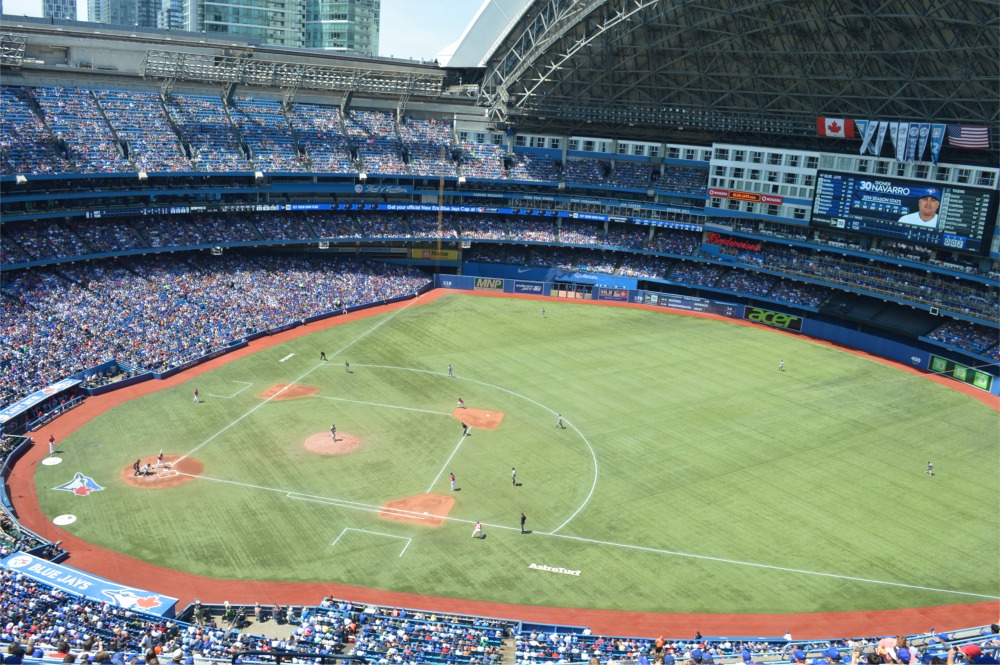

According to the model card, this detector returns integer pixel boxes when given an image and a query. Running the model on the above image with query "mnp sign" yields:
[474,277,504,292]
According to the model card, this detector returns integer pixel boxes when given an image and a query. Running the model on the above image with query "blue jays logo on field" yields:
[101,588,165,610]
[54,472,104,496]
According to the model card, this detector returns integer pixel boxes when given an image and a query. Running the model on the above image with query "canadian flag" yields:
[816,117,855,138]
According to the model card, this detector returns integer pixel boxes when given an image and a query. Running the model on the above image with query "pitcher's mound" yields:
[121,455,203,489]
[304,432,361,455]
[259,383,318,400]
[380,494,454,526]
[453,408,504,429]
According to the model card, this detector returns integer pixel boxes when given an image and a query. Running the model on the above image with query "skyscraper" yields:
[88,0,160,27]
[183,0,306,48]
[157,0,183,30]
[43,0,76,20]
[305,0,379,55]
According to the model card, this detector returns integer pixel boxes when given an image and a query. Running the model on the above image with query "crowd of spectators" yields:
[647,230,701,256]
[96,90,193,173]
[505,154,560,183]
[3,209,997,325]
[506,220,557,243]
[456,216,507,240]
[608,161,655,190]
[32,87,133,175]
[344,110,407,176]
[654,166,709,196]
[562,159,606,187]
[715,269,777,297]
[165,95,250,172]
[0,254,429,408]
[69,219,147,254]
[1,210,997,368]
[1,565,521,665]
[196,215,264,244]
[767,281,832,308]
[618,255,672,279]
[287,103,355,174]
[604,225,648,250]
[458,143,507,180]
[557,222,604,246]
[0,86,73,175]
[229,97,304,173]
[4,562,998,665]
[398,116,455,178]
[252,213,317,242]
[925,320,999,357]
[408,214,460,239]
[666,262,725,287]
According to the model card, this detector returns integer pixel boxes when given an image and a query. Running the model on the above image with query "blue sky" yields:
[0,0,483,61]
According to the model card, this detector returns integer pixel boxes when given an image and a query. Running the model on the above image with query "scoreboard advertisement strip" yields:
[642,293,739,318]
[929,354,994,392]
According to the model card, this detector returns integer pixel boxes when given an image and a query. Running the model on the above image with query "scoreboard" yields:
[642,292,738,317]
[811,171,998,253]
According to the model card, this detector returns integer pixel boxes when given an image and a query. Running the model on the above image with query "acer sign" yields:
[743,306,803,332]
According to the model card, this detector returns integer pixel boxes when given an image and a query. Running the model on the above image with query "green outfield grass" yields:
[37,293,999,614]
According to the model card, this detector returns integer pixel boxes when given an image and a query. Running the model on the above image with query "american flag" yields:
[945,125,990,149]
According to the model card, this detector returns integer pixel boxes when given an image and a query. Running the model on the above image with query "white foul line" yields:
[172,470,995,600]
[208,381,253,399]
[176,296,422,465]
[311,394,452,417]
[426,432,469,494]
[355,363,597,534]
[331,528,412,557]
[538,531,999,600]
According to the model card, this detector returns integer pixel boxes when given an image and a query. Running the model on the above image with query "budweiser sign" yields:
[706,232,762,252]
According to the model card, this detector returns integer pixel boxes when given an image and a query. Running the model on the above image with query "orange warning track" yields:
[5,289,996,637]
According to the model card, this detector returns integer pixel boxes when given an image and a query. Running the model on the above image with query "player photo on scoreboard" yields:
[896,187,942,229]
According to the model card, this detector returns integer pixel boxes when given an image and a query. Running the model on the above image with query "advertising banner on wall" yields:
[1,553,178,617]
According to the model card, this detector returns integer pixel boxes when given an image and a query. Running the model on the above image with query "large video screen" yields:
[811,171,998,253]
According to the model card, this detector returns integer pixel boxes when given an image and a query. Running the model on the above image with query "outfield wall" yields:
[434,275,1000,396]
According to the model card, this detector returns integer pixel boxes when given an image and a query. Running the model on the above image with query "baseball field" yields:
[31,291,1000,616]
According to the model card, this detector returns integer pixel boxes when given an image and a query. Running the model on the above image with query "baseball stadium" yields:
[1,0,998,662]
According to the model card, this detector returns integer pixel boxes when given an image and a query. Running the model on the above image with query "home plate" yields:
[53,514,77,525]
[41,457,62,466]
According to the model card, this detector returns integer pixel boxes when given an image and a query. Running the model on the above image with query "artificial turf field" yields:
[34,291,999,615]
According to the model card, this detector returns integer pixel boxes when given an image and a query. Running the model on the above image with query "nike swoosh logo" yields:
[517,268,531,273]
